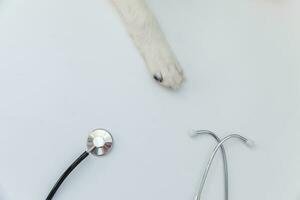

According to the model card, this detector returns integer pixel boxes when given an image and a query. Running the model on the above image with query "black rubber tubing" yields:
[46,151,89,200]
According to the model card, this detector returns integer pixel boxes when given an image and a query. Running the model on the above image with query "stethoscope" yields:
[46,129,253,200]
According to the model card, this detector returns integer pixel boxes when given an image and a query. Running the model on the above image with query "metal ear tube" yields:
[190,130,229,200]
[191,130,254,200]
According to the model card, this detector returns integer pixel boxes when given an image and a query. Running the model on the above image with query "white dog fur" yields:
[110,0,184,89]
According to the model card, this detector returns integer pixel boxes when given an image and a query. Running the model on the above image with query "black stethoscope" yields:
[46,129,252,200]
[46,129,113,200]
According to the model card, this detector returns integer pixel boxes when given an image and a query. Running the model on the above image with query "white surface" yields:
[0,0,299,200]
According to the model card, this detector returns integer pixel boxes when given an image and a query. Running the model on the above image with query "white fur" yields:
[110,0,184,89]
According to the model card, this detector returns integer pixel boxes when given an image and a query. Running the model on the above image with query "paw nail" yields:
[153,73,163,83]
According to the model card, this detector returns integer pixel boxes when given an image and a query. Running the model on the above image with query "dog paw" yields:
[152,62,184,90]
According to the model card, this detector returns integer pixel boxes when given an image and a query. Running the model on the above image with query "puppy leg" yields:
[111,0,184,89]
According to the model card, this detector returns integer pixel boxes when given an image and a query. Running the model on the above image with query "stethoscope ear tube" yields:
[46,129,113,200]
[191,130,254,200]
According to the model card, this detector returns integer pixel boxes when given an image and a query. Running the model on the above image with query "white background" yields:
[0,0,299,199]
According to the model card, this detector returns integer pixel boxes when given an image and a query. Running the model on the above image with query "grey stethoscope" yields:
[46,129,253,200]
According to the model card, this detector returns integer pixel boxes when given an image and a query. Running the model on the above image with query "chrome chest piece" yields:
[46,129,113,200]
[87,129,113,156]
